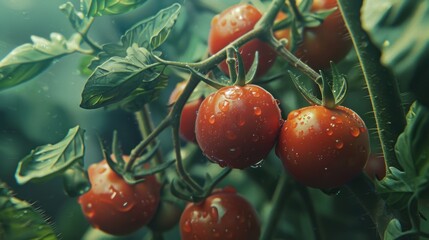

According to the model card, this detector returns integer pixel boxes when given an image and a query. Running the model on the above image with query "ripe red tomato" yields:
[179,187,260,240]
[364,154,386,180]
[208,4,276,77]
[78,158,161,235]
[275,0,352,70]
[169,80,204,143]
[276,105,369,189]
[195,84,282,169]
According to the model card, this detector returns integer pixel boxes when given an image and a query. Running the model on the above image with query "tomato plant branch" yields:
[125,116,171,173]
[287,0,304,22]
[337,0,405,171]
[134,106,165,180]
[170,74,204,193]
[268,36,322,84]
[261,174,290,240]
[296,185,324,240]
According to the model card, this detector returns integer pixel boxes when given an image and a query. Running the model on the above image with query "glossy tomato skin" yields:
[275,0,352,70]
[78,159,161,236]
[208,4,276,77]
[169,81,204,143]
[276,106,369,189]
[179,187,260,240]
[195,84,282,169]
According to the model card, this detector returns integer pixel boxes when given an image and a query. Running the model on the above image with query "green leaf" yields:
[384,218,402,240]
[361,0,429,106]
[375,167,414,210]
[395,102,429,176]
[84,0,148,17]
[0,183,57,240]
[377,102,429,207]
[81,45,167,110]
[0,33,79,90]
[59,2,91,33]
[15,126,85,184]
[89,3,181,69]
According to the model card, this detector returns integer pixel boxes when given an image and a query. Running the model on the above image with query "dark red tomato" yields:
[276,106,369,189]
[208,4,276,77]
[179,187,260,240]
[195,84,282,169]
[169,81,204,143]
[364,154,386,180]
[275,0,352,70]
[78,158,161,235]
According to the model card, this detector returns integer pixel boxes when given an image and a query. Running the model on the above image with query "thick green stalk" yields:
[260,174,290,240]
[337,0,406,170]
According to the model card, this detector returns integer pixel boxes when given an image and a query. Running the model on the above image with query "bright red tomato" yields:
[169,80,204,143]
[364,154,386,180]
[208,4,276,77]
[78,158,161,235]
[179,187,260,240]
[195,84,282,169]
[275,0,352,70]
[276,105,369,189]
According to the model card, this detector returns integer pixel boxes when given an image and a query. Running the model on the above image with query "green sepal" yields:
[245,51,259,84]
[288,70,321,105]
[383,218,403,240]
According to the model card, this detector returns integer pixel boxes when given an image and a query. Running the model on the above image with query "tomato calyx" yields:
[101,130,175,185]
[274,0,338,52]
[289,62,348,108]
[226,46,259,86]
[171,168,232,202]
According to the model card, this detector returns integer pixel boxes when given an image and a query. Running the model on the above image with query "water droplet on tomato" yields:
[292,122,298,128]
[330,116,337,121]
[230,19,237,26]
[350,127,360,137]
[219,100,230,112]
[360,127,366,133]
[118,201,135,212]
[251,159,264,168]
[335,140,344,149]
[330,123,336,128]
[183,220,192,233]
[251,91,260,97]
[251,134,259,142]
[220,19,227,26]
[275,99,280,105]
[326,128,333,136]
[224,87,243,100]
[291,110,299,118]
[209,115,216,124]
[253,107,262,116]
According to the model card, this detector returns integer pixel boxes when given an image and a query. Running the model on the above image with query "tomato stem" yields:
[337,0,405,171]
[260,174,291,240]
[287,0,304,22]
[170,75,204,194]
[134,106,165,180]
[345,174,392,239]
